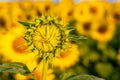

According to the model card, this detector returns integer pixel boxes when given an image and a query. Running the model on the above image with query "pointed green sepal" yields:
[18,21,35,28]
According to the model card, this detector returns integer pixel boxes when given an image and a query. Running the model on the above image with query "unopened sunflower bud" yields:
[19,16,71,58]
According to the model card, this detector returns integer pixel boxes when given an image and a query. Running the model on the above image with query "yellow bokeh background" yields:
[0,0,120,80]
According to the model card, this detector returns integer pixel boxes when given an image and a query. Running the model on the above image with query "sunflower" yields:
[73,2,91,22]
[18,2,37,20]
[0,26,36,63]
[59,3,74,22]
[21,2,36,21]
[24,9,36,21]
[0,15,11,39]
[53,43,80,70]
[35,1,56,16]
[109,2,120,24]
[0,13,10,33]
[76,19,94,36]
[22,2,36,21]
[51,0,75,22]
[18,15,73,80]
[90,20,116,43]
[51,3,61,19]
[87,1,105,20]
[19,15,71,60]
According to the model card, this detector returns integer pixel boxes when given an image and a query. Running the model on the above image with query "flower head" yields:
[19,15,71,58]
[90,19,116,43]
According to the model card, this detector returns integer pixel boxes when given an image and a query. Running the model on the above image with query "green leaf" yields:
[0,62,31,75]
[66,74,105,80]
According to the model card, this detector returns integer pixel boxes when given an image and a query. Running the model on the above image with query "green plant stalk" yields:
[42,56,48,80]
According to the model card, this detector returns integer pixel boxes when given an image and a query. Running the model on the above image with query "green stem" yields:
[42,56,48,80]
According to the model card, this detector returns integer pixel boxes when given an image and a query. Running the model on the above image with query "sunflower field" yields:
[0,0,120,80]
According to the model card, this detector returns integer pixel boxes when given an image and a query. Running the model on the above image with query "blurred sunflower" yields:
[51,3,62,20]
[76,20,94,36]
[87,1,105,20]
[0,26,36,63]
[19,2,37,21]
[23,2,36,21]
[35,1,56,16]
[0,19,10,41]
[19,2,36,21]
[53,2,74,23]
[53,43,80,70]
[52,0,75,22]
[90,20,116,43]
[60,4,74,22]
[73,2,91,22]
[24,9,36,21]
[109,2,120,24]
[0,13,10,34]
